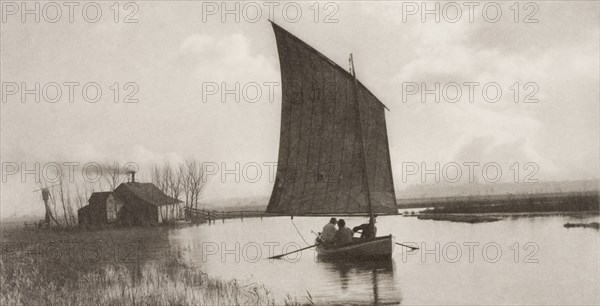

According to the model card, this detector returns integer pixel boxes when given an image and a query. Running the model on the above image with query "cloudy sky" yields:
[1,1,598,217]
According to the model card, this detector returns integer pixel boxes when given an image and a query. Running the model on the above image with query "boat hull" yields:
[316,235,395,261]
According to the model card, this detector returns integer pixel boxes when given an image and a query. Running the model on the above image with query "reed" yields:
[0,248,308,305]
[0,227,304,305]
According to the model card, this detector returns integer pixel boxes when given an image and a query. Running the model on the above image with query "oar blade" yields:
[267,244,318,260]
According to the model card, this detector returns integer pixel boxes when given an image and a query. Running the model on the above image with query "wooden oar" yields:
[268,244,318,259]
[396,242,419,250]
[354,229,419,251]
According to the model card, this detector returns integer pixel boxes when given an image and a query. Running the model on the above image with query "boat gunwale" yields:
[317,234,393,252]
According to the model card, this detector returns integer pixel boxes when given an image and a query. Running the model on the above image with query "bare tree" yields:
[149,160,206,221]
[103,162,122,191]
[168,165,183,218]
[58,179,70,227]
[151,164,168,193]
[184,160,206,210]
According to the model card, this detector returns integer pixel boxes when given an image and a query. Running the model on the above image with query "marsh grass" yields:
[0,227,304,305]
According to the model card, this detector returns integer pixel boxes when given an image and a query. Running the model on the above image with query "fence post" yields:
[222,211,225,223]
[240,211,243,222]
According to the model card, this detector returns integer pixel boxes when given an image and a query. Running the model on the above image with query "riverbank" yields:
[411,211,599,224]
[416,214,502,223]
[399,191,599,211]
[564,222,600,230]
[0,227,304,305]
[408,191,599,223]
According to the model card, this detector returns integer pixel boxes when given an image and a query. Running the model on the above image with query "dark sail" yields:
[267,22,398,215]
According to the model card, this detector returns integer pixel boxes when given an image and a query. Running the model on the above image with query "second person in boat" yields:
[333,219,354,245]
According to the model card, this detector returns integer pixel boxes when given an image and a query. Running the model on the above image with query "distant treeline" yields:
[417,191,599,214]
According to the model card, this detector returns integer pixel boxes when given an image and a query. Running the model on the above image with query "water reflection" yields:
[317,259,401,304]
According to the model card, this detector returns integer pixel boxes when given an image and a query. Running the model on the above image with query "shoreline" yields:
[0,226,304,305]
[411,210,599,224]
[564,222,600,230]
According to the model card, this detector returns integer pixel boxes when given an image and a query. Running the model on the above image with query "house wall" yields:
[159,204,175,222]
[115,198,124,218]
[109,184,184,225]
[158,203,186,222]
[78,207,90,225]
[78,202,108,226]
[82,198,183,225]
[118,199,159,225]
[106,194,117,222]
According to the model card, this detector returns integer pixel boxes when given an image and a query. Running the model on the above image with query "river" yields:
[167,212,599,304]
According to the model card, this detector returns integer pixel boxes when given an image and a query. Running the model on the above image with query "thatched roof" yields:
[114,182,181,206]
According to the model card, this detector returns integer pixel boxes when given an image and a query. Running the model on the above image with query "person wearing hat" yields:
[318,217,338,243]
[353,215,377,239]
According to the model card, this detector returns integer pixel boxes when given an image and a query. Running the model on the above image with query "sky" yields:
[1,1,599,217]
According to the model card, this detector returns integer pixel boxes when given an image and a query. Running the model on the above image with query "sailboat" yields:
[266,21,399,261]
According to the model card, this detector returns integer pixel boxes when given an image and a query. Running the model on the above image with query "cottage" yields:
[114,182,183,225]
[77,192,121,226]
[78,178,183,226]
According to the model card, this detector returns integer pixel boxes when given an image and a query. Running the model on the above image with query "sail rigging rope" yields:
[290,218,310,246]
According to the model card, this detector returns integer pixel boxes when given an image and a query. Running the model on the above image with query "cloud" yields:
[384,2,598,183]
[178,32,278,81]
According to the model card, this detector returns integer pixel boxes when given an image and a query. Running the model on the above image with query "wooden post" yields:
[240,211,243,221]
[222,211,225,223]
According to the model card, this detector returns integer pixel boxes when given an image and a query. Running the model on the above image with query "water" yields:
[167,213,599,305]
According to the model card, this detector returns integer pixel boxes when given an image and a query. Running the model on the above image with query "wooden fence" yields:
[23,220,46,229]
[184,207,274,224]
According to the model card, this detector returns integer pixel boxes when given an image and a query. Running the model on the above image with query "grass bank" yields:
[0,227,303,305]
[409,192,599,223]
[416,214,502,223]
[564,222,600,230]
[420,192,599,215]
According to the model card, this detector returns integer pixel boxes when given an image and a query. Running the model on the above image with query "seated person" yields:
[317,217,337,243]
[333,219,354,245]
[353,215,377,239]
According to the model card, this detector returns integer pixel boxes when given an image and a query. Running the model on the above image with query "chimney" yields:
[130,171,136,183]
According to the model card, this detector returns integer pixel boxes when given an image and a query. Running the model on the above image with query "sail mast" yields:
[349,53,374,219]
